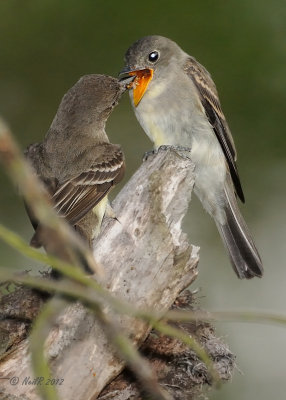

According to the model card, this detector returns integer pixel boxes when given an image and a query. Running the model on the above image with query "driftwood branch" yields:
[0,148,234,399]
[0,288,235,400]
[99,290,234,400]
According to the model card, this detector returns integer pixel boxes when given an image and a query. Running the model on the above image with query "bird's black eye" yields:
[148,51,159,62]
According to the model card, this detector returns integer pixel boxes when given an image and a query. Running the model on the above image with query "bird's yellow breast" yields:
[144,119,171,148]
[92,196,108,238]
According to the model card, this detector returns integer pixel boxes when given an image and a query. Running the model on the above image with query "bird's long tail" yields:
[216,176,263,279]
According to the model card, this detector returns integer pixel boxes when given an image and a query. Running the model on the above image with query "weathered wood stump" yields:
[0,149,234,400]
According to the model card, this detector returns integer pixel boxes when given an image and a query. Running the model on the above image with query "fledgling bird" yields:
[25,74,129,249]
[120,35,263,279]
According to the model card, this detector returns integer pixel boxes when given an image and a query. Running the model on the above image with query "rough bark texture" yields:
[0,288,235,400]
[0,286,47,361]
[99,291,235,400]
[0,149,234,400]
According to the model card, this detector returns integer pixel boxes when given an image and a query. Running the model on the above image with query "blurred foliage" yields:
[0,1,285,399]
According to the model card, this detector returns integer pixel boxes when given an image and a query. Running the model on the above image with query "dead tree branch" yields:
[0,147,235,400]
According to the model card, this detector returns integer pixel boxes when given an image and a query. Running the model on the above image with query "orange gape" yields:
[128,69,153,107]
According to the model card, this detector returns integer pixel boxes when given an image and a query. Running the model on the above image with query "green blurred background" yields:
[0,0,285,398]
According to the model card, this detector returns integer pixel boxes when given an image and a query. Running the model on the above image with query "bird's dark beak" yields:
[119,75,136,89]
[119,66,154,107]
[119,65,135,79]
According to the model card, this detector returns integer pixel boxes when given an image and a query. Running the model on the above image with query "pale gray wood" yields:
[0,148,199,400]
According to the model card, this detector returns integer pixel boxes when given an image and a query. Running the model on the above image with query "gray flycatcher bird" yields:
[25,74,130,250]
[120,35,263,279]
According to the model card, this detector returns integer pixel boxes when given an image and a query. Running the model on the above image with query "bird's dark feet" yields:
[105,202,121,224]
[143,148,158,161]
[143,145,192,161]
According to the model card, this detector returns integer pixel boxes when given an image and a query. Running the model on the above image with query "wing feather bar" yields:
[184,57,245,203]
[52,149,125,225]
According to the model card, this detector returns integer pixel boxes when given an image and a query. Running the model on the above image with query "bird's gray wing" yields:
[184,57,245,202]
[52,145,125,225]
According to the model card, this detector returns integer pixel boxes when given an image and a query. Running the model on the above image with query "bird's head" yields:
[53,74,134,132]
[119,35,185,106]
[72,74,131,118]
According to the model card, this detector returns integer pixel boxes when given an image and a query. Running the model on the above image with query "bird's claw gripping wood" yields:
[143,145,192,162]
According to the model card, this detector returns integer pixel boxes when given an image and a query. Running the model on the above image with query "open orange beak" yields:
[127,69,153,107]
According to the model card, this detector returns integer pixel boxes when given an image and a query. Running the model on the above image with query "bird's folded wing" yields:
[184,57,245,203]
[52,147,125,225]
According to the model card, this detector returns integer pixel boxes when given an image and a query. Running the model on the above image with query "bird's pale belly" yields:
[92,196,108,238]
[135,106,227,224]
[135,107,191,148]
